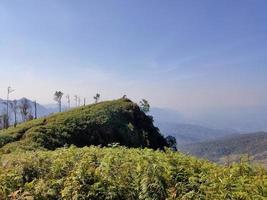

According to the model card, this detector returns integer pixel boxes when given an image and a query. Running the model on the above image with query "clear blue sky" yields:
[0,0,267,114]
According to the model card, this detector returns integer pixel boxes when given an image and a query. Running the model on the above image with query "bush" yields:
[0,146,266,199]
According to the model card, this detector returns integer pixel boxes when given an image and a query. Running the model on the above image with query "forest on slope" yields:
[180,132,267,167]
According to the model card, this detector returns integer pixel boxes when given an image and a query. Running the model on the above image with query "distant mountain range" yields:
[155,121,237,145]
[191,106,267,133]
[180,132,267,167]
[150,108,239,145]
[148,108,267,168]
[150,106,267,133]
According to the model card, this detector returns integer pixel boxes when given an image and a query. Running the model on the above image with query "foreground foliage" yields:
[0,146,266,200]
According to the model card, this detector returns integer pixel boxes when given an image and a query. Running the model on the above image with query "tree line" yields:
[0,89,179,149]
[0,91,100,130]
[0,88,104,130]
[53,91,101,112]
[0,98,36,129]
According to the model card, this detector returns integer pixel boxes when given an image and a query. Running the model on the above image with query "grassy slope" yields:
[0,146,266,199]
[0,98,167,152]
[181,132,267,167]
[0,99,266,199]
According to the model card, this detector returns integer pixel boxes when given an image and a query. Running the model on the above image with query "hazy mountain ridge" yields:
[180,132,267,167]
[150,106,267,133]
[192,106,267,132]
[150,108,238,145]
[155,122,238,145]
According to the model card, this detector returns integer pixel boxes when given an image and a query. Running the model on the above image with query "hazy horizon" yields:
[1,0,267,123]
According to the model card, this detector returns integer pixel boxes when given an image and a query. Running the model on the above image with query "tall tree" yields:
[10,100,18,127]
[83,98,86,106]
[54,91,64,112]
[19,98,31,122]
[0,114,3,129]
[3,114,8,129]
[6,86,15,128]
[139,99,150,113]
[2,102,9,128]
[78,97,81,106]
[66,94,70,109]
[34,100,37,119]
[93,93,100,103]
[165,135,177,151]
[0,113,8,129]
[74,95,78,107]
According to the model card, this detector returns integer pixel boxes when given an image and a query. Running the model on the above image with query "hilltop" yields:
[0,99,266,199]
[0,98,167,152]
[180,132,267,167]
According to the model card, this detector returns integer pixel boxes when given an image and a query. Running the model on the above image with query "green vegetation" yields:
[0,146,266,199]
[0,98,167,152]
[0,98,266,199]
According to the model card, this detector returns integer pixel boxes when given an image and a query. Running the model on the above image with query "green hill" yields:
[0,98,167,152]
[0,99,266,199]
[180,132,267,167]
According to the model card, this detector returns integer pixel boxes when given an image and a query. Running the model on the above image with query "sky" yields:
[0,0,267,117]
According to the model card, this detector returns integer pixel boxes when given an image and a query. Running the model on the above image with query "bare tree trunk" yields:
[6,99,8,129]
[14,110,17,127]
[34,101,37,119]
[59,101,61,112]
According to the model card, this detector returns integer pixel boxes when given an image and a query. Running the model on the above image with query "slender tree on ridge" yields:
[66,94,70,109]
[10,100,18,127]
[6,86,15,128]
[139,99,150,113]
[74,95,78,107]
[19,98,31,122]
[54,91,64,112]
[94,93,100,103]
